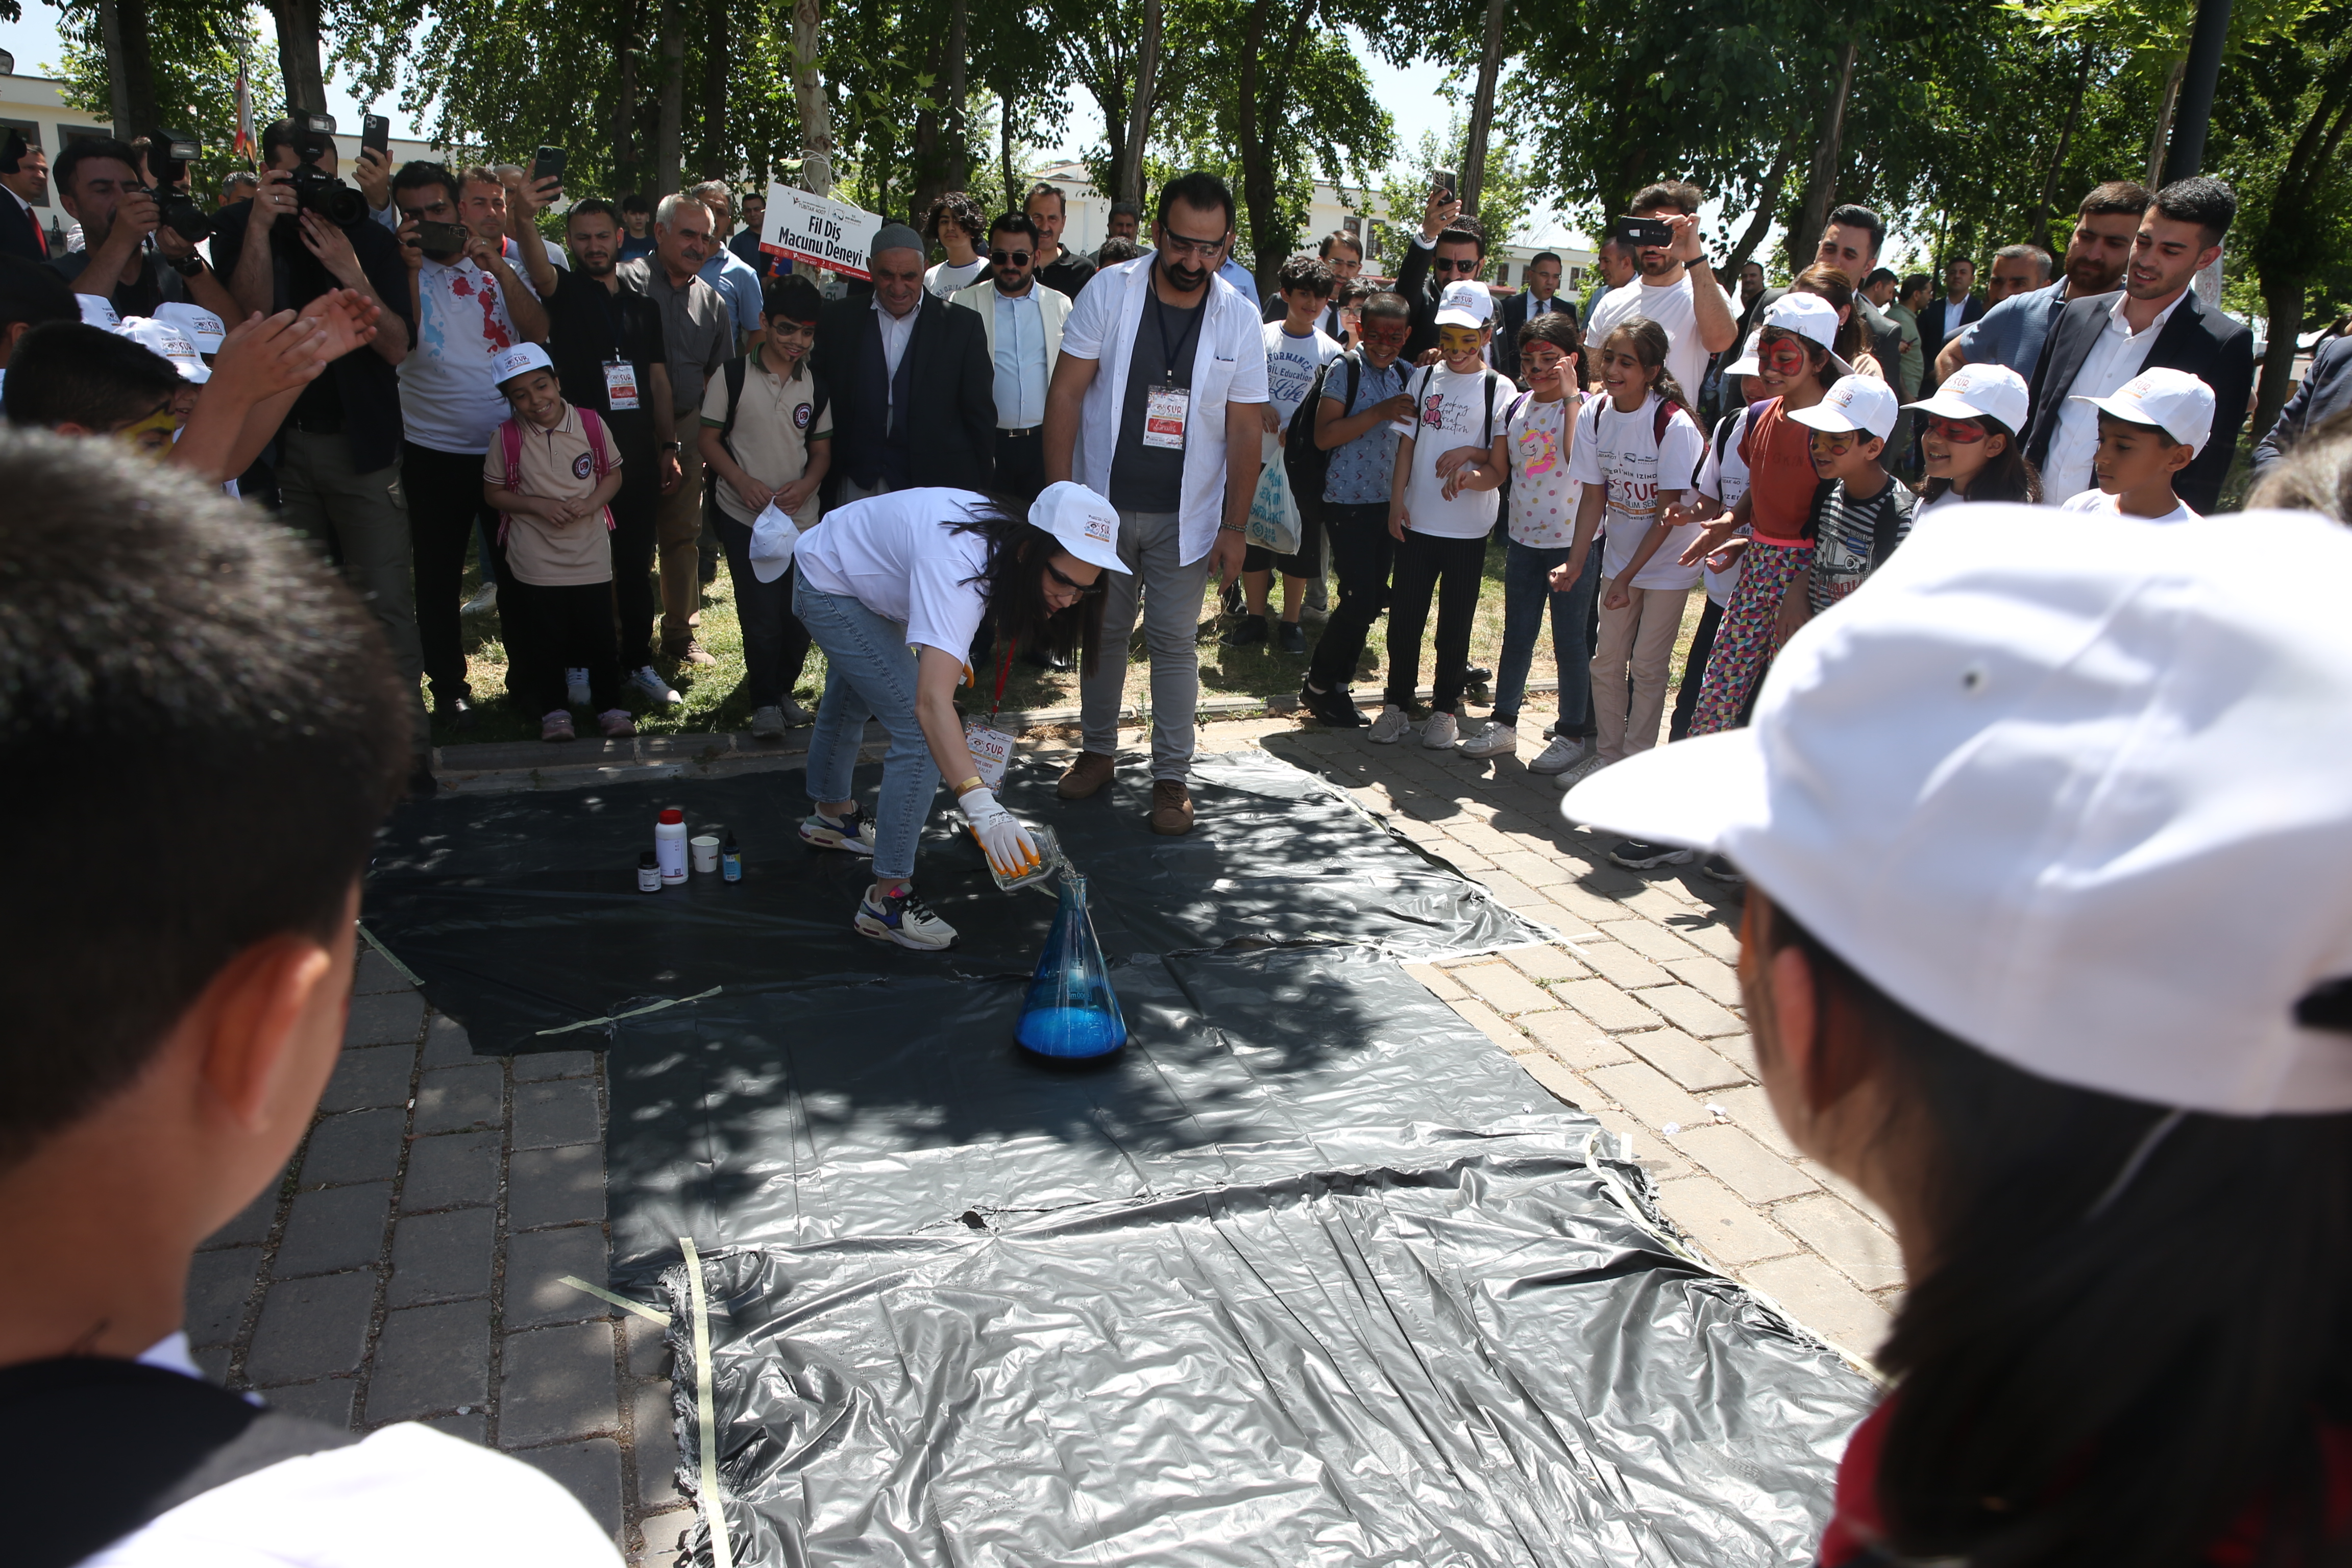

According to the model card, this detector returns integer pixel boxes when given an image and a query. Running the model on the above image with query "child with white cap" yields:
[1902,362,2040,515]
[1788,375,1913,621]
[481,341,633,743]
[1564,504,2352,1567]
[2057,365,2215,524]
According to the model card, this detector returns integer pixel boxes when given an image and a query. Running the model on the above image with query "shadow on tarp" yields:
[362,751,1548,1055]
[610,948,1875,1567]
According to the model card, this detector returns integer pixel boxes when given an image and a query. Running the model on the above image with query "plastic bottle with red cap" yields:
[654,807,689,884]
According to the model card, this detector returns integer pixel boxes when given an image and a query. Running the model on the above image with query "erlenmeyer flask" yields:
[1015,871,1128,1059]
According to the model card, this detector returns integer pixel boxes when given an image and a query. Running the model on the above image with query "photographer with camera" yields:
[46,137,237,322]
[210,113,426,771]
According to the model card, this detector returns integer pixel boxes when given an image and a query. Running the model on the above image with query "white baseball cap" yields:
[1786,375,1899,442]
[1757,292,1852,378]
[154,302,227,356]
[116,316,211,383]
[1724,331,1763,379]
[2071,365,2217,456]
[492,342,555,386]
[1562,505,2352,1116]
[748,500,797,584]
[1433,279,1496,330]
[1028,481,1131,576]
[1905,361,2030,434]
[75,293,119,331]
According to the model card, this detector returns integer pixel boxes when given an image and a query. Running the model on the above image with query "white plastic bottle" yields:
[655,807,689,884]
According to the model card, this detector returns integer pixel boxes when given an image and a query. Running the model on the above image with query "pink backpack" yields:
[495,406,616,546]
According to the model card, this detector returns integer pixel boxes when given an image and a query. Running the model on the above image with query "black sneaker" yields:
[1609,839,1697,870]
[1701,853,1746,885]
[1464,665,1493,687]
[1276,620,1308,655]
[1221,616,1269,648]
[1299,681,1364,727]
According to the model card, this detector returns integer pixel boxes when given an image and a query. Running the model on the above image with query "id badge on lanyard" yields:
[1143,385,1189,450]
[963,645,1019,791]
[603,359,641,410]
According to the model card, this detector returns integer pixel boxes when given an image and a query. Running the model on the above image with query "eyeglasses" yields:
[1159,230,1227,261]
[1925,415,1988,445]
[1045,560,1107,598]
[1431,257,1480,274]
[993,250,1033,266]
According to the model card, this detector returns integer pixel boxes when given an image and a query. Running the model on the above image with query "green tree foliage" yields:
[1376,113,1535,271]
[52,0,281,199]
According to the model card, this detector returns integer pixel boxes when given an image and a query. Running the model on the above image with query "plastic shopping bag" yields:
[1243,432,1302,555]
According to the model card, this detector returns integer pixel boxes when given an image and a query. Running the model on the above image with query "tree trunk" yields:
[1001,92,1017,213]
[264,0,328,116]
[910,34,950,225]
[793,0,832,195]
[1788,40,1859,273]
[1722,141,1793,282]
[1458,0,1508,216]
[699,0,727,181]
[1236,0,1319,292]
[2026,46,2094,248]
[654,0,685,198]
[2144,55,2186,190]
[2255,269,2305,447]
[2246,60,2352,440]
[1118,0,1160,206]
[613,0,641,197]
[942,0,969,191]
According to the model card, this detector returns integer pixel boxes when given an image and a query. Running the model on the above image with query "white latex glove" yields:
[958,786,1039,879]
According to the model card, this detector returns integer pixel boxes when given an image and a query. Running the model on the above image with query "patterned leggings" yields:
[1687,540,1814,737]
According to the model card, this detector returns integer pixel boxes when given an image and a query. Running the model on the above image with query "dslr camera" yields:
[283,108,369,228]
[136,128,214,243]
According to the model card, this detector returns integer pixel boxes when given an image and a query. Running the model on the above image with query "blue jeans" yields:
[793,576,938,881]
[1491,540,1600,735]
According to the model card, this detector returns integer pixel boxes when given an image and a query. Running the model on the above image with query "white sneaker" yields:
[750,705,786,739]
[1529,734,1592,774]
[1455,720,1516,758]
[854,886,958,950]
[460,582,498,619]
[1365,705,1412,744]
[1559,751,1610,786]
[565,667,591,707]
[1421,710,1459,749]
[626,665,680,706]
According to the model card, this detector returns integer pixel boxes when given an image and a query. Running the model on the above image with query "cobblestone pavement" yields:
[200,712,1893,1564]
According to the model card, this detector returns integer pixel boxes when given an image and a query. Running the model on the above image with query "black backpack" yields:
[1283,349,1362,521]
[704,354,832,502]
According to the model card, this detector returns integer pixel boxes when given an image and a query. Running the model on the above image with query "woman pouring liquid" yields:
[793,481,1126,950]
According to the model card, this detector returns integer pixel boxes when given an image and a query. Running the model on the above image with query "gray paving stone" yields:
[402,1130,501,1211]
[517,1437,624,1535]
[420,1013,475,1067]
[1623,1028,1751,1093]
[200,1181,283,1250]
[317,1045,413,1112]
[1641,984,1747,1039]
[623,1311,674,1385]
[636,1505,700,1564]
[299,1108,406,1187]
[508,1143,606,1232]
[193,1342,230,1382]
[505,1226,614,1329]
[368,1299,493,1422]
[420,1409,489,1443]
[258,1378,357,1430]
[274,1182,393,1277]
[513,1049,599,1082]
[345,990,426,1046]
[512,1078,601,1150]
[246,1271,377,1385]
[499,1321,621,1447]
[414,1062,503,1134]
[186,1246,262,1348]
[387,1207,497,1306]
[1676,1123,1821,1203]
[630,1380,685,1514]
[353,948,411,995]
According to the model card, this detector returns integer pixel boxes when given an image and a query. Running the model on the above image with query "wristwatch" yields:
[659,440,681,451]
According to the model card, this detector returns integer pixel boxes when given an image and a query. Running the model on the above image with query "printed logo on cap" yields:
[1085,510,1113,544]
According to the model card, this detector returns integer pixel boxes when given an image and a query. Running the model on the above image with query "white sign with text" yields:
[761,184,885,280]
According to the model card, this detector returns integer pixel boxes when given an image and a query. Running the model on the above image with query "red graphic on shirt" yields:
[447,271,514,353]
[1422,392,1446,427]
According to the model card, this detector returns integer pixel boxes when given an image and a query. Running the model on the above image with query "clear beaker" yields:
[1015,870,1128,1059]
[981,822,1061,894]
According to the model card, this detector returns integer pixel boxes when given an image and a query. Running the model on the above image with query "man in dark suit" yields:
[2252,334,2352,480]
[811,222,996,503]
[1916,257,1985,398]
[2026,178,2254,514]
[1392,186,1486,362]
[1495,251,1574,385]
[0,132,52,262]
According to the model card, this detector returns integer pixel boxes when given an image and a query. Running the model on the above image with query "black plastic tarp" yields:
[363,752,1547,1055]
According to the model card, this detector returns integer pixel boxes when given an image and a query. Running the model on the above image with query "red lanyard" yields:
[988,643,1015,724]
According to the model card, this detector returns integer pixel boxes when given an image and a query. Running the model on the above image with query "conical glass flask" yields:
[1015,871,1128,1059]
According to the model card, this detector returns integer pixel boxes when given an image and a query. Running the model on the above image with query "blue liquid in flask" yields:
[1015,870,1128,1059]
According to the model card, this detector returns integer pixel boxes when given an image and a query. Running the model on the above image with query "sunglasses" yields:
[1045,559,1107,598]
[993,250,1033,266]
[1431,258,1481,274]
[1925,415,1988,445]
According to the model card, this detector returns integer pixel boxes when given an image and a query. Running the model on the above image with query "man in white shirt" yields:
[1043,170,1270,836]
[951,210,1070,501]
[1581,179,1738,405]
[2,456,621,1568]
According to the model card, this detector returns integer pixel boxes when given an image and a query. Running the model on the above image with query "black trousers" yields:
[1241,502,1326,580]
[995,429,1047,503]
[404,440,506,703]
[607,433,661,671]
[1382,530,1487,715]
[503,579,621,715]
[714,510,813,708]
[1669,595,1724,742]
[1304,502,1392,693]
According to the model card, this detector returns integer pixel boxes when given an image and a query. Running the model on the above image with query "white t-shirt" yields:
[1694,408,1751,606]
[1567,391,1706,591]
[1582,270,1734,418]
[795,487,996,657]
[1504,389,1581,548]
[1393,363,1506,539]
[1262,321,1342,427]
[925,257,987,300]
[2057,486,2200,525]
[88,1334,621,1567]
[401,255,541,454]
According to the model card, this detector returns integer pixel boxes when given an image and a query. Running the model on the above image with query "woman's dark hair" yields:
[1600,317,1690,412]
[947,492,1107,673]
[1917,412,2042,505]
[925,191,987,247]
[1794,263,1872,363]
[1754,894,2352,1568]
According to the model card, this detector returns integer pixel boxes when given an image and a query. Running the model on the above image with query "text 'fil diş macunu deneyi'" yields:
[761,184,884,280]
